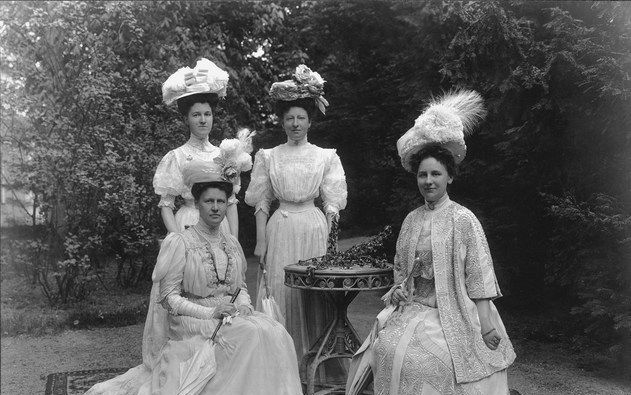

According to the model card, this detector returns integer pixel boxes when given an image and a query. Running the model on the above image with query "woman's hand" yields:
[390,287,408,305]
[212,303,237,320]
[254,239,267,266]
[474,298,501,350]
[237,305,253,316]
[482,327,501,350]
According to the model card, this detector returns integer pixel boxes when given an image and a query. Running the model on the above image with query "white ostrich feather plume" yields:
[428,90,487,135]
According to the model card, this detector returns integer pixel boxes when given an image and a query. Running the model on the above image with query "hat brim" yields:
[402,142,466,173]
[166,90,225,106]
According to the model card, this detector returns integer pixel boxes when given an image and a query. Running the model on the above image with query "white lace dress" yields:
[86,228,302,395]
[244,142,347,360]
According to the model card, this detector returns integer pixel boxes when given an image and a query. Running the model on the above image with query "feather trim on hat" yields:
[212,128,257,183]
[429,90,487,135]
[397,89,486,171]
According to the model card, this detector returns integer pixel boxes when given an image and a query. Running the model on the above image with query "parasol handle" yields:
[263,269,272,298]
[210,287,241,342]
[261,257,272,298]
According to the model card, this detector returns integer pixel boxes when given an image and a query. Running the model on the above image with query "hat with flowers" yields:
[162,58,230,105]
[397,90,487,172]
[182,128,256,191]
[269,65,329,114]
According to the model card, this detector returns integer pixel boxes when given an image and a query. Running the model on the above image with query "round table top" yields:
[284,263,394,291]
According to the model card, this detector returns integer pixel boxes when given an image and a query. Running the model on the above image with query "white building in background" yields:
[0,175,38,227]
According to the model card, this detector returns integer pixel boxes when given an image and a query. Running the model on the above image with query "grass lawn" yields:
[1,266,149,337]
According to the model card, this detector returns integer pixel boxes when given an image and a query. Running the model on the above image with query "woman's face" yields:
[185,102,213,139]
[417,157,453,203]
[196,187,228,228]
[282,106,311,142]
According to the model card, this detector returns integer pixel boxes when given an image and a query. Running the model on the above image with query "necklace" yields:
[192,225,231,284]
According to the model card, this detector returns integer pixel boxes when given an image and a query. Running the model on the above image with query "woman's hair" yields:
[274,98,318,121]
[410,144,458,177]
[191,181,233,202]
[177,93,220,116]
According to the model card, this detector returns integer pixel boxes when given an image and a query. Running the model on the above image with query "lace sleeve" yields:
[153,150,186,199]
[158,195,176,209]
[321,150,347,215]
[460,211,502,300]
[156,233,215,319]
[244,149,274,215]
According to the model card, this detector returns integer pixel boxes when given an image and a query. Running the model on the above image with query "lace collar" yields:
[424,193,450,211]
[185,136,217,153]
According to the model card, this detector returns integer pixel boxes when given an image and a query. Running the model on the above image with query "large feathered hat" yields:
[182,159,231,189]
[162,58,229,105]
[397,90,486,172]
[182,128,256,192]
[269,65,329,114]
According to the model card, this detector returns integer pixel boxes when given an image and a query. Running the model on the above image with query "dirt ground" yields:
[2,237,630,394]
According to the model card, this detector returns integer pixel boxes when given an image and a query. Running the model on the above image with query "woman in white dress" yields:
[86,160,302,395]
[348,91,515,395]
[154,58,238,236]
[245,65,348,365]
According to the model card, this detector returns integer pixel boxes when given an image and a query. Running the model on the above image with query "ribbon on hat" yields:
[315,96,329,115]
[162,58,229,105]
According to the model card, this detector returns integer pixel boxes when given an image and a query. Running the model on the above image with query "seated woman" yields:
[348,91,515,395]
[86,160,302,395]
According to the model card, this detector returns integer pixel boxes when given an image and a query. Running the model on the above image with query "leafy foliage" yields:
[1,1,629,356]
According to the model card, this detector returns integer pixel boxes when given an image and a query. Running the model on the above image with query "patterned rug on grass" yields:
[45,368,129,395]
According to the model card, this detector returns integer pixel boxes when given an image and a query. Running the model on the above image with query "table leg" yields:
[304,290,361,395]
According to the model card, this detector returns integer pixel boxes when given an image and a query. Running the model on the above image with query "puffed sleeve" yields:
[321,150,347,215]
[244,149,274,215]
[152,233,185,284]
[461,211,502,300]
[153,150,186,208]
[155,233,216,319]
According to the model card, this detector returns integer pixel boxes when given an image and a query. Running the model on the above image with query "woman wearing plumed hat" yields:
[347,91,515,395]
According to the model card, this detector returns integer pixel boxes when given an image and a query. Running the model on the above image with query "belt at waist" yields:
[278,200,315,212]
[181,291,230,306]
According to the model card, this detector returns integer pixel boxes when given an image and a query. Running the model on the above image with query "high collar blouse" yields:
[244,142,347,216]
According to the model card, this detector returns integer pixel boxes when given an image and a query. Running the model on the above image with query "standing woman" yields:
[349,90,515,395]
[245,65,347,360]
[154,58,238,236]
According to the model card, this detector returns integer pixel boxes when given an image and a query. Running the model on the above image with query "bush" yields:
[544,193,631,365]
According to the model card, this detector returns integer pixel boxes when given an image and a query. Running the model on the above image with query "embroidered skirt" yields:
[373,302,508,395]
